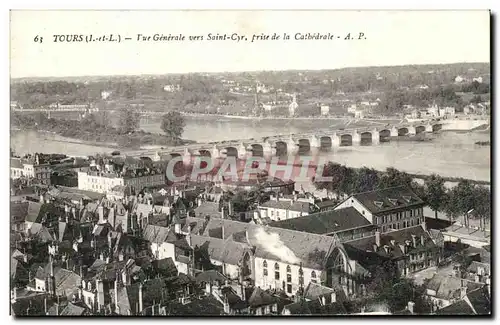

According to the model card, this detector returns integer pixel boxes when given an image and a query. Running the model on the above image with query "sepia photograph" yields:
[9,9,491,317]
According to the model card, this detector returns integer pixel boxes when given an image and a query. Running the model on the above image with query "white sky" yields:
[10,10,490,78]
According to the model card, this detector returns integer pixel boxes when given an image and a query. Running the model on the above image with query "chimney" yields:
[138,283,143,312]
[372,244,378,252]
[383,245,389,254]
[55,303,59,316]
[390,239,396,246]
[375,231,381,247]
[407,301,415,314]
[228,200,233,216]
[197,197,202,207]
[321,296,326,306]
[186,234,192,247]
[97,279,105,311]
[420,235,425,246]
[421,221,427,231]
[12,287,17,301]
[44,297,47,315]
[474,274,480,283]
[98,206,104,223]
[221,206,225,219]
[411,234,417,247]
[331,292,336,303]
[399,244,406,255]
[114,277,119,312]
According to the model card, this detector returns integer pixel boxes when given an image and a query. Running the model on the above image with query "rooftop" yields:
[351,186,424,214]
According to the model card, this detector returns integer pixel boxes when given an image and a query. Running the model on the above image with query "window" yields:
[287,274,292,283]
[410,210,413,217]
[263,260,268,277]
[311,271,317,283]
[275,263,280,280]
[417,218,421,224]
[287,283,292,294]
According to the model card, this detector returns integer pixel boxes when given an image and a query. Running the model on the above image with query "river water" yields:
[11,117,491,183]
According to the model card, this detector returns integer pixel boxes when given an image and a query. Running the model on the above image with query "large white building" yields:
[77,165,165,194]
[10,156,52,185]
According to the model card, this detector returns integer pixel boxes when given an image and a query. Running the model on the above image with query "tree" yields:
[424,174,447,219]
[444,179,476,221]
[378,168,413,189]
[161,111,186,142]
[353,167,380,193]
[118,106,139,134]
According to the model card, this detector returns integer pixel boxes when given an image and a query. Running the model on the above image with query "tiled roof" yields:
[60,302,87,316]
[193,202,220,218]
[199,218,339,269]
[143,225,170,243]
[344,225,436,260]
[426,274,463,300]
[247,287,277,308]
[466,285,491,315]
[435,300,474,315]
[11,158,24,169]
[28,223,54,242]
[25,202,43,223]
[351,186,424,214]
[269,207,372,234]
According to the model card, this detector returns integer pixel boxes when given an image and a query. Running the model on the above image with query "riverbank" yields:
[11,112,195,150]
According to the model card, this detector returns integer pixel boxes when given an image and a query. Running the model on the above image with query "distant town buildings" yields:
[77,158,165,193]
[10,154,52,185]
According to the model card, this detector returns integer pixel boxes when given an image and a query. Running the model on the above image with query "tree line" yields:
[315,163,491,221]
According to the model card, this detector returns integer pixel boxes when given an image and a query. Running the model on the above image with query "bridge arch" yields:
[225,146,238,158]
[360,132,372,145]
[298,139,311,154]
[415,125,426,134]
[275,141,287,156]
[199,149,211,157]
[398,127,409,136]
[250,144,264,157]
[340,134,353,146]
[432,124,442,132]
[379,129,391,142]
[320,136,332,150]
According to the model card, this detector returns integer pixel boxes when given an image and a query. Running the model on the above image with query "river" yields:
[11,117,491,183]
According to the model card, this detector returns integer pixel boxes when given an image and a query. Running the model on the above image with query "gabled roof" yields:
[60,302,88,316]
[143,225,170,243]
[465,285,491,315]
[198,218,340,269]
[193,202,220,218]
[269,207,372,234]
[28,223,54,242]
[435,300,474,315]
[351,186,424,214]
[247,287,277,308]
[344,225,436,260]
[426,274,463,300]
[25,201,43,223]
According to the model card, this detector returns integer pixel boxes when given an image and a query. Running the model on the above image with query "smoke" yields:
[254,227,301,265]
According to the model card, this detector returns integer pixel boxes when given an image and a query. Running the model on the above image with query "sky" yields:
[10,10,490,78]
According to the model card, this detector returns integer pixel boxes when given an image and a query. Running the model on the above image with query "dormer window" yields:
[402,196,412,203]
[374,201,384,208]
[388,198,398,206]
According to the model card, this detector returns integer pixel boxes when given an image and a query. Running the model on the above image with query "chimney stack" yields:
[411,234,417,247]
[420,235,425,246]
[138,283,143,312]
[331,292,336,303]
[114,277,119,312]
[228,200,233,216]
[375,231,381,247]
[421,221,427,231]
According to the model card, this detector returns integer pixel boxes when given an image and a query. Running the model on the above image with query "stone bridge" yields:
[129,122,443,160]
